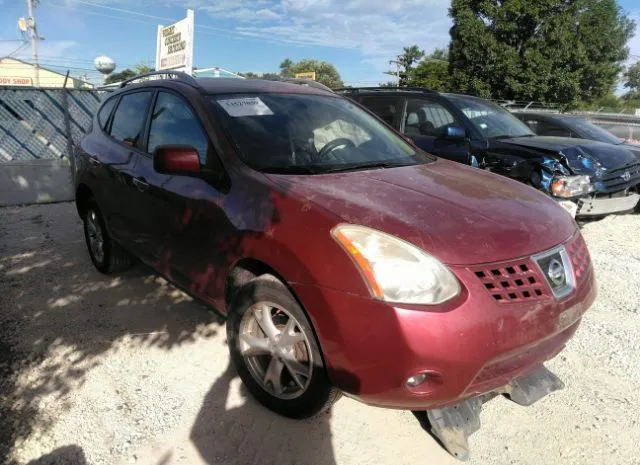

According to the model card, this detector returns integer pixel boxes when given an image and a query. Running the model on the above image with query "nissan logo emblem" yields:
[621,171,632,182]
[547,259,566,286]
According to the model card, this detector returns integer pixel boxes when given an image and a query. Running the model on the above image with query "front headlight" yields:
[331,225,461,305]
[550,175,594,198]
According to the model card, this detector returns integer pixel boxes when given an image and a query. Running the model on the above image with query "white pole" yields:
[155,24,163,71]
[185,9,194,76]
[27,0,39,86]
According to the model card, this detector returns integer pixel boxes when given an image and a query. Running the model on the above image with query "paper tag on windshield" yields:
[218,97,273,117]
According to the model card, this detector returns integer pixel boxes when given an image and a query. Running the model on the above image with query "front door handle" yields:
[132,177,150,192]
[88,157,102,167]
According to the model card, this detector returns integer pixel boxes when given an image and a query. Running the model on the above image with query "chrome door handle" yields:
[132,177,150,191]
[88,157,101,167]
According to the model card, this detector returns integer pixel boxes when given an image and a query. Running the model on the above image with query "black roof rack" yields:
[334,86,437,94]
[262,76,334,93]
[120,70,202,89]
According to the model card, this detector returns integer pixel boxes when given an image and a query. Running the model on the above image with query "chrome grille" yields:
[471,259,550,303]
[601,162,640,192]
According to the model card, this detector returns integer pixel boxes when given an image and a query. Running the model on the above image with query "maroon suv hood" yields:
[268,159,576,265]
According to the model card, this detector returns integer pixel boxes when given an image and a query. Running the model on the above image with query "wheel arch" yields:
[224,257,330,366]
[75,183,94,218]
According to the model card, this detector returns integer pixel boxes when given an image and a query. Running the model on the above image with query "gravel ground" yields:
[1,202,639,465]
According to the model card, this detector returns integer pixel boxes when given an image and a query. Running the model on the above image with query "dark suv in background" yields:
[339,88,640,219]
[514,112,640,156]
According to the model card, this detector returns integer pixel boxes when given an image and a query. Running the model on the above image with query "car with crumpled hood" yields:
[338,88,640,219]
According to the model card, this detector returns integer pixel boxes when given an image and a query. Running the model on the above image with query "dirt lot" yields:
[1,202,639,465]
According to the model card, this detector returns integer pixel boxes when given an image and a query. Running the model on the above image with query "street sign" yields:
[155,9,194,75]
[294,72,316,80]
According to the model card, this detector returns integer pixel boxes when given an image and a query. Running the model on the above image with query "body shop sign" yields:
[0,77,32,86]
[155,9,194,74]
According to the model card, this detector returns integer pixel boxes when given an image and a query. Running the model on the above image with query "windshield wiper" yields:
[260,161,414,175]
[259,166,324,174]
[320,161,414,173]
[492,134,535,140]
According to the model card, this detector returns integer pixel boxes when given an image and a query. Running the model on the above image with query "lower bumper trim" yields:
[577,193,640,217]
[421,365,564,461]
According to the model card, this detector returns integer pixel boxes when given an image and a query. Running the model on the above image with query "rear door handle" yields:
[132,177,150,191]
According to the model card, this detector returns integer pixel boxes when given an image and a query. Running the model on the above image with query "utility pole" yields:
[389,59,401,86]
[27,0,40,86]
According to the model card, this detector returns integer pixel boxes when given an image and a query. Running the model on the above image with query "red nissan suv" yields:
[74,73,596,459]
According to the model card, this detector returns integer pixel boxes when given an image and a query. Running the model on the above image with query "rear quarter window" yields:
[97,97,118,130]
[109,91,153,148]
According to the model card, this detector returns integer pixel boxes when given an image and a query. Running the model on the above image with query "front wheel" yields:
[227,275,340,419]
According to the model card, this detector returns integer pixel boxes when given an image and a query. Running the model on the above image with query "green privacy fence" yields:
[0,87,105,163]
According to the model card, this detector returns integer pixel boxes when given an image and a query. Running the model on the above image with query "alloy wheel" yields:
[86,209,105,264]
[239,302,313,400]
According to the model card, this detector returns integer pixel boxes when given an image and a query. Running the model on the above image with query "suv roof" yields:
[335,86,439,95]
[114,71,335,96]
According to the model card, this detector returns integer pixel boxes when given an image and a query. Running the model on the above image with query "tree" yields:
[135,63,154,75]
[279,59,295,78]
[238,71,280,79]
[410,48,451,92]
[386,45,425,86]
[625,61,640,92]
[103,63,155,85]
[281,58,344,88]
[104,69,136,85]
[449,0,636,107]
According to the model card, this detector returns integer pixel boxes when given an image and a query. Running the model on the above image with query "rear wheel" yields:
[83,200,133,274]
[227,275,340,419]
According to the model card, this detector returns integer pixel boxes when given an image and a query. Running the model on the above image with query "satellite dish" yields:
[94,55,116,75]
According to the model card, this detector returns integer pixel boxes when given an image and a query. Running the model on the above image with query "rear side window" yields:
[359,96,401,126]
[109,91,153,148]
[404,98,458,137]
[536,120,572,138]
[97,97,117,130]
[147,92,209,165]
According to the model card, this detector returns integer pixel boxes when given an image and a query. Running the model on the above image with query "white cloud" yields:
[88,0,452,72]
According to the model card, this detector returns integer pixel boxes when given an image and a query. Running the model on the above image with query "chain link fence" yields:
[0,87,104,163]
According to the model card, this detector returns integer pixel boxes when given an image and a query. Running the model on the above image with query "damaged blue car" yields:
[339,88,640,219]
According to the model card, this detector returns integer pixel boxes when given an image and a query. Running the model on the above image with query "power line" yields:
[68,0,177,23]
[47,1,349,49]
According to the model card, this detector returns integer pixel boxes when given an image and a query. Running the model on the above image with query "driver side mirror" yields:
[443,124,467,140]
[153,145,201,175]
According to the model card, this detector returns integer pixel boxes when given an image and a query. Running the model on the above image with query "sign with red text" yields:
[0,77,33,86]
[155,9,194,75]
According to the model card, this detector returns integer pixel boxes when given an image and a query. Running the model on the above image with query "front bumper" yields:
[555,193,640,218]
[291,248,597,410]
[577,193,640,217]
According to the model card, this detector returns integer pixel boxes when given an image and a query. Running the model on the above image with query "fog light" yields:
[406,373,428,388]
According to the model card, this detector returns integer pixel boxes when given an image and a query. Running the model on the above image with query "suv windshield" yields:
[447,95,535,139]
[563,118,623,145]
[210,93,432,174]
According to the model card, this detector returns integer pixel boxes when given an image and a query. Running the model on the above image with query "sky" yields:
[0,0,639,87]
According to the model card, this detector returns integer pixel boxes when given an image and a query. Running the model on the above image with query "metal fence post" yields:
[61,88,76,183]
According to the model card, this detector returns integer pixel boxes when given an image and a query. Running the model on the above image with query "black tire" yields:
[83,200,133,274]
[227,275,340,419]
